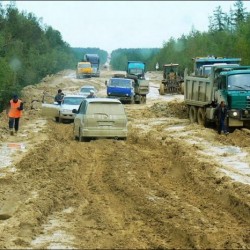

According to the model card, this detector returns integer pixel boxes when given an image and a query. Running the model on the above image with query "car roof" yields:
[64,94,86,98]
[85,98,122,104]
[80,85,96,88]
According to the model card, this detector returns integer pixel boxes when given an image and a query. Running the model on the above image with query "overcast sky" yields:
[4,1,250,52]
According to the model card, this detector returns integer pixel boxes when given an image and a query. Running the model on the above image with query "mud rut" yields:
[0,70,249,249]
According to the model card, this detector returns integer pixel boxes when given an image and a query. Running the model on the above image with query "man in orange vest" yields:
[7,95,23,135]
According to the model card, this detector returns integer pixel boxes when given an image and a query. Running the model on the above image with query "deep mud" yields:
[0,70,249,249]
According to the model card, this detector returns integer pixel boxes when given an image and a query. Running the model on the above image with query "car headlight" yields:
[61,109,70,113]
[233,111,238,117]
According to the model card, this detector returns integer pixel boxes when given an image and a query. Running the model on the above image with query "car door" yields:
[41,103,60,118]
[74,100,87,135]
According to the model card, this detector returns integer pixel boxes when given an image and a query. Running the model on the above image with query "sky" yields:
[3,1,250,53]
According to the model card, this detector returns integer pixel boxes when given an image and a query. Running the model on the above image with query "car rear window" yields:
[87,103,125,115]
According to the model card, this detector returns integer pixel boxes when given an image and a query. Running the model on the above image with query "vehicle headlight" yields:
[61,109,70,113]
[244,110,249,115]
[126,94,129,96]
[108,92,111,95]
[233,111,238,117]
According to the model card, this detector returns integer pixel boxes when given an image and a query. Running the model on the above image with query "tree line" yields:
[0,3,108,111]
[110,0,250,75]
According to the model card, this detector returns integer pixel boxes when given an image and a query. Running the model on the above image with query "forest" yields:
[110,0,250,74]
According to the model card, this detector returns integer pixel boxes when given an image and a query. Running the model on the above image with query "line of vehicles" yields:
[41,55,250,142]
[158,56,250,131]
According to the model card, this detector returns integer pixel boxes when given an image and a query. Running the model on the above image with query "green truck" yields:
[184,64,250,130]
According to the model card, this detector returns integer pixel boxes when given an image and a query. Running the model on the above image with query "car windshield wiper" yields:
[233,85,246,90]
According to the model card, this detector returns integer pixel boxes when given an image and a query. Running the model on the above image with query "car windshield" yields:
[109,79,132,87]
[80,87,95,93]
[228,74,250,90]
[87,103,124,115]
[63,97,84,105]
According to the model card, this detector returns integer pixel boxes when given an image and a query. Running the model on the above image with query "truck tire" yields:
[189,106,197,123]
[197,107,207,126]
[160,83,165,95]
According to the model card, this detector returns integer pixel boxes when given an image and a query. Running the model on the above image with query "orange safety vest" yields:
[8,99,22,118]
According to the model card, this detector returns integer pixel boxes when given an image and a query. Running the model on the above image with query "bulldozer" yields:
[159,64,184,95]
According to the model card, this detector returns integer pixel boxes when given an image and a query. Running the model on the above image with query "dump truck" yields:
[125,61,149,104]
[159,63,184,95]
[192,56,241,76]
[184,64,250,131]
[83,54,100,77]
[76,62,92,78]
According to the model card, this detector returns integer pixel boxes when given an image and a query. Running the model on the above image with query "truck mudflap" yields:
[137,79,149,95]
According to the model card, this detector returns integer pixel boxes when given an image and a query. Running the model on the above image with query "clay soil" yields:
[0,69,249,249]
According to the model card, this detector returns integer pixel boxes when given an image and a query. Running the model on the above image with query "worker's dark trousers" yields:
[9,117,20,132]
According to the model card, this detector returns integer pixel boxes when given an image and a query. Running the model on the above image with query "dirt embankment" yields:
[0,70,249,249]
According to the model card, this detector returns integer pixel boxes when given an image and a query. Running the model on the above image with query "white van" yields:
[73,98,128,141]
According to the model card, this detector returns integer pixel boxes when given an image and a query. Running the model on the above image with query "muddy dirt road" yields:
[0,70,249,249]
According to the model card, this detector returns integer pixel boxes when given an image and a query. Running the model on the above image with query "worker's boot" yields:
[10,128,14,136]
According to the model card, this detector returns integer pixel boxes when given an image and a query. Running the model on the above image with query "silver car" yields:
[42,94,85,123]
[78,85,97,98]
[73,98,128,141]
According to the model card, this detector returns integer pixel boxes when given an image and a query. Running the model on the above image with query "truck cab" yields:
[106,77,135,104]
[76,62,92,78]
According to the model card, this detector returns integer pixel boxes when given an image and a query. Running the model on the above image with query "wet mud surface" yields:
[0,70,249,249]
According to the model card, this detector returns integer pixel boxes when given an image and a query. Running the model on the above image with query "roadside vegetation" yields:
[110,0,250,74]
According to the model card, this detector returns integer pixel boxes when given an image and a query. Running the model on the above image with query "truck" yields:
[83,54,100,77]
[184,64,250,131]
[125,61,149,103]
[159,63,184,95]
[192,56,241,76]
[76,62,92,78]
[106,77,135,104]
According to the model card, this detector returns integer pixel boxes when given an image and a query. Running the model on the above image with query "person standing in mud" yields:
[54,89,64,104]
[7,94,24,135]
[215,101,229,135]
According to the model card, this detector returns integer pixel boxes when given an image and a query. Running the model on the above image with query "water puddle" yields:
[0,143,26,168]
[164,124,250,185]
[31,207,76,249]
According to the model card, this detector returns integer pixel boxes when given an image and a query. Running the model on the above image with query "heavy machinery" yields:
[76,62,92,78]
[184,64,250,131]
[83,54,100,77]
[159,64,183,95]
[125,61,149,103]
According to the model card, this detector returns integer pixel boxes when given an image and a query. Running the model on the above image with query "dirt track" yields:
[0,70,249,249]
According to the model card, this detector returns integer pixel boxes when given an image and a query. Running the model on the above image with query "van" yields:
[73,98,128,141]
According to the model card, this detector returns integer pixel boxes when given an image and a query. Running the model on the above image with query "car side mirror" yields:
[72,109,78,114]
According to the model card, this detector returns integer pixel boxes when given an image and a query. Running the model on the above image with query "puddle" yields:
[164,124,250,185]
[31,207,76,249]
[0,143,26,168]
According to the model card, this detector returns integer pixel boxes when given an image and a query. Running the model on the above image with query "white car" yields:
[78,85,97,98]
[42,94,85,123]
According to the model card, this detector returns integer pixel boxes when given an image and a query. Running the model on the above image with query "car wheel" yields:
[55,117,59,122]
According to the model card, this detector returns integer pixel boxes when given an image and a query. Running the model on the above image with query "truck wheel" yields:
[189,106,197,123]
[197,108,207,126]
[160,83,165,95]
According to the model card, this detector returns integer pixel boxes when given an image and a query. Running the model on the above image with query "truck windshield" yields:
[79,64,90,68]
[109,79,132,87]
[228,74,250,90]
[128,68,143,75]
